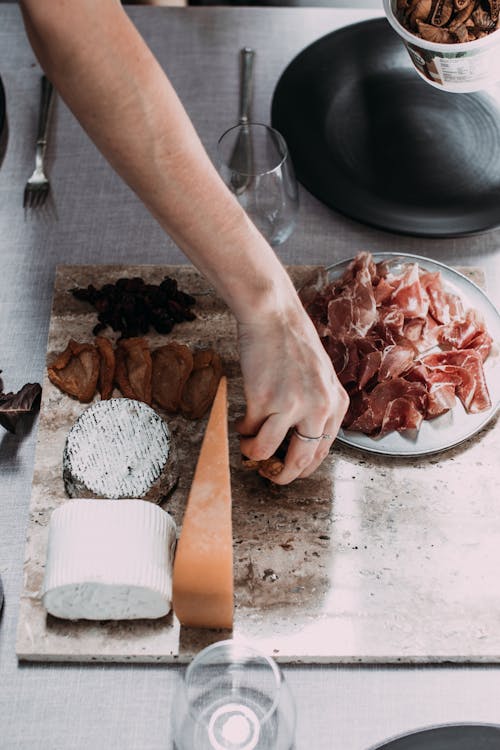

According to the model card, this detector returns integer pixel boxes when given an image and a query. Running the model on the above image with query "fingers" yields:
[238,412,290,464]
[296,416,339,479]
[237,382,348,485]
[269,422,329,484]
[235,311,350,485]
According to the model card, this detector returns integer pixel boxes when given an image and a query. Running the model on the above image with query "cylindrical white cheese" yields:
[42,499,177,621]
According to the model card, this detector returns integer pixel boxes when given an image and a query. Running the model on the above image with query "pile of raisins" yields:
[71,276,196,338]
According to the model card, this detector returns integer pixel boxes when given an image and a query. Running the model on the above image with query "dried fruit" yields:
[417,19,455,38]
[71,276,196,339]
[179,349,223,420]
[430,0,454,27]
[398,0,499,41]
[48,340,99,402]
[95,336,115,400]
[115,337,152,405]
[241,431,291,481]
[151,342,193,412]
[242,455,284,477]
[0,381,42,433]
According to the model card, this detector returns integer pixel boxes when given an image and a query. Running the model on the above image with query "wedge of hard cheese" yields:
[42,499,177,620]
[172,376,233,629]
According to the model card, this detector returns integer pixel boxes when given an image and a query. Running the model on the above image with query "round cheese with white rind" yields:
[63,398,178,502]
[42,499,177,620]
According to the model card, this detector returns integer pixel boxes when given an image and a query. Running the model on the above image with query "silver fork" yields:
[23,75,54,209]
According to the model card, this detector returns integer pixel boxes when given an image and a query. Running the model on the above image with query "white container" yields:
[383,0,500,93]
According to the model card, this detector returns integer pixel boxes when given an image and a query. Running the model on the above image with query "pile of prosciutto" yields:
[300,252,493,437]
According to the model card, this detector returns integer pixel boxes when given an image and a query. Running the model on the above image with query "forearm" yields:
[20,0,300,323]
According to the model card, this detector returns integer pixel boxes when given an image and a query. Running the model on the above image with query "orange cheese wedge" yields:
[172,376,233,629]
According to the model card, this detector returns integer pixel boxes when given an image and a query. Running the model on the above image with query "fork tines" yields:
[23,75,54,210]
[23,178,50,209]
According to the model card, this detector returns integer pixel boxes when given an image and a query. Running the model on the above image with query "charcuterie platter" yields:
[325,253,500,456]
[16,263,500,664]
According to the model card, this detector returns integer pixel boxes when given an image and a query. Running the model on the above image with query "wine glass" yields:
[217,122,299,246]
[172,639,296,750]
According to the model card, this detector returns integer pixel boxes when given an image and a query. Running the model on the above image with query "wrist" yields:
[229,258,303,326]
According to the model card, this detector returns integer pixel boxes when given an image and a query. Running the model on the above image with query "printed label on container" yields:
[434,52,491,84]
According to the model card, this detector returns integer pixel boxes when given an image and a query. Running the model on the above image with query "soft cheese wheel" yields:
[42,499,177,620]
[63,398,178,502]
[172,376,233,629]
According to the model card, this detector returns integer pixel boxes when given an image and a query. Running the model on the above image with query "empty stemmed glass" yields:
[217,122,299,247]
[171,639,296,750]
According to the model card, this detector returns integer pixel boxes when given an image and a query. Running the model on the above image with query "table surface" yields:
[1,4,499,749]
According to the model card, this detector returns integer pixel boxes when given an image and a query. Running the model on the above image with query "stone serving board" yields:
[16,264,500,664]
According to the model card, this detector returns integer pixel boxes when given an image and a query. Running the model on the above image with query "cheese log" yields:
[63,398,178,502]
[42,499,177,620]
[172,376,233,629]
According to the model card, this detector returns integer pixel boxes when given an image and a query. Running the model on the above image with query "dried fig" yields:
[179,349,223,420]
[115,337,152,405]
[151,342,193,412]
[95,336,115,400]
[48,340,99,403]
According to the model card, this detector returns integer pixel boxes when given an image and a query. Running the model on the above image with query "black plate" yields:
[370,724,500,750]
[271,18,500,237]
[0,76,5,140]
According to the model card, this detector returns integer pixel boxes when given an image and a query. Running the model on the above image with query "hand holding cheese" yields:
[172,376,233,629]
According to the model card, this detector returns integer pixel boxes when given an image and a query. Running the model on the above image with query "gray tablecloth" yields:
[1,4,499,749]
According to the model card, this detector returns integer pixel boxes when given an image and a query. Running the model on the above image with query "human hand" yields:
[236,304,349,484]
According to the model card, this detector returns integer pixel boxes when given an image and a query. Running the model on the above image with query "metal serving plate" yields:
[327,253,500,457]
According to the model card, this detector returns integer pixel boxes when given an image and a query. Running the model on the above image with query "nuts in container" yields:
[384,0,500,92]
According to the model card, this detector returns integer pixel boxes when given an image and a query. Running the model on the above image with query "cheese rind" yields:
[172,376,233,629]
[63,398,178,502]
[42,499,177,620]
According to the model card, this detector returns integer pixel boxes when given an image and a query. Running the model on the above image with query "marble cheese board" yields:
[16,264,500,663]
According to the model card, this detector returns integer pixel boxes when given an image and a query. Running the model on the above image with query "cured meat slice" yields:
[445,292,465,321]
[437,309,486,350]
[378,306,405,338]
[374,276,397,305]
[467,331,493,362]
[420,271,450,324]
[328,296,355,338]
[322,335,349,376]
[350,265,377,335]
[380,397,424,435]
[389,264,429,319]
[403,318,426,343]
[379,344,415,381]
[345,378,427,435]
[421,350,491,413]
[358,350,382,389]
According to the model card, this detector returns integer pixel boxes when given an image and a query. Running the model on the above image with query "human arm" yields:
[20,0,348,482]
